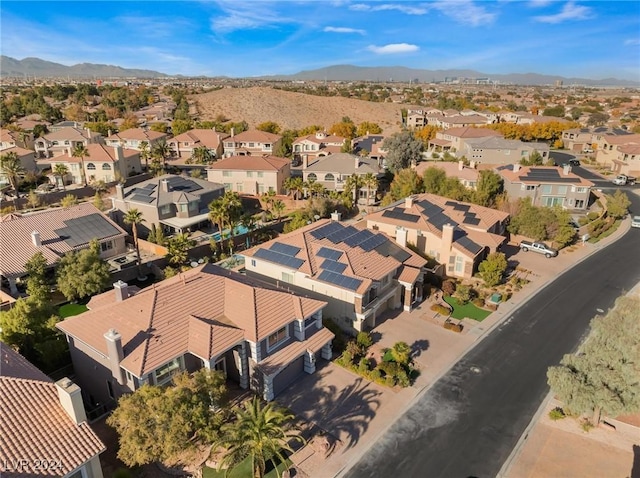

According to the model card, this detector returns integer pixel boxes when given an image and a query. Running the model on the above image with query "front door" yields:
[214,357,227,377]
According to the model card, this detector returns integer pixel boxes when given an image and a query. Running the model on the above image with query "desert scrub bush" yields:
[442,279,457,296]
[472,298,485,308]
[548,407,566,421]
[580,418,594,432]
[431,303,450,315]
[356,331,373,348]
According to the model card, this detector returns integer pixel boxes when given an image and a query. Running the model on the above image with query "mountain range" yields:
[1,56,638,87]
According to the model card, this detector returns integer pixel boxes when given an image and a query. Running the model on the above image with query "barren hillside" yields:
[192,86,405,134]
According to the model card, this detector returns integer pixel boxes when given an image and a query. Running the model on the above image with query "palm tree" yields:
[0,152,25,193]
[52,163,69,191]
[139,140,150,172]
[272,199,285,222]
[191,146,214,165]
[240,213,257,247]
[222,191,243,237]
[151,140,171,176]
[123,209,145,272]
[215,397,305,478]
[208,198,226,238]
[345,173,363,207]
[390,341,412,366]
[283,177,304,202]
[362,172,378,206]
[262,189,276,214]
[165,232,194,266]
[72,143,90,186]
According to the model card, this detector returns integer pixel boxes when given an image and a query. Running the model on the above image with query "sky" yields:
[1,1,639,81]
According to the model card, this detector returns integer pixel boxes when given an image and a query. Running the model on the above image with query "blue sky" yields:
[1,1,639,81]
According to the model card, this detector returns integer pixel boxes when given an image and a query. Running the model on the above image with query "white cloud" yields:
[211,1,292,33]
[527,0,554,7]
[366,43,420,54]
[533,1,593,23]
[429,1,496,26]
[624,38,640,46]
[349,3,429,15]
[323,26,366,35]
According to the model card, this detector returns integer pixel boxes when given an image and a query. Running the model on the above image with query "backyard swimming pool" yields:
[206,224,250,242]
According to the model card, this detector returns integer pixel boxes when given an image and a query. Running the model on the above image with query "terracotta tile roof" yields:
[39,143,139,164]
[293,132,345,145]
[438,126,502,139]
[0,343,105,477]
[415,162,480,182]
[0,203,127,278]
[396,266,422,285]
[243,219,427,295]
[170,129,229,148]
[0,128,19,143]
[304,153,381,175]
[497,165,594,187]
[56,264,326,377]
[601,133,640,145]
[106,127,167,142]
[207,154,290,171]
[42,126,98,142]
[257,327,334,376]
[227,129,282,143]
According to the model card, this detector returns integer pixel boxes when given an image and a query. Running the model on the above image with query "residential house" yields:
[500,112,570,126]
[105,128,168,151]
[353,134,386,161]
[56,264,333,404]
[594,133,640,174]
[366,194,509,280]
[0,342,105,478]
[496,164,593,209]
[0,129,38,188]
[167,128,229,163]
[432,114,492,129]
[415,160,481,190]
[428,126,502,154]
[222,129,282,157]
[0,203,127,295]
[42,143,141,186]
[302,153,382,205]
[34,127,102,158]
[561,126,632,153]
[112,174,224,235]
[459,137,550,165]
[206,154,290,195]
[292,131,345,162]
[406,110,427,129]
[243,218,428,333]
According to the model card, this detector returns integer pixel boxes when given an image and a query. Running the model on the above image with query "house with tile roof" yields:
[40,143,141,186]
[0,129,38,188]
[0,342,105,478]
[206,154,291,195]
[34,126,102,158]
[242,218,428,333]
[431,114,492,130]
[0,203,127,294]
[167,128,229,164]
[414,161,482,190]
[292,130,345,163]
[366,194,509,280]
[112,174,225,235]
[428,126,502,154]
[302,153,383,205]
[222,129,283,157]
[496,164,594,209]
[458,137,550,166]
[105,127,168,151]
[560,126,632,153]
[352,134,386,162]
[57,264,333,404]
[594,133,640,176]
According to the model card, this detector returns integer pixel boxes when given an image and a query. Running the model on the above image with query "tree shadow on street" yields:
[410,339,429,359]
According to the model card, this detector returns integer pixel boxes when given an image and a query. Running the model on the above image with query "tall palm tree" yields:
[362,172,378,206]
[191,146,214,165]
[52,163,69,191]
[208,198,226,238]
[222,191,243,238]
[71,143,90,186]
[283,177,304,202]
[345,174,363,206]
[0,152,25,193]
[166,232,194,266]
[123,209,145,272]
[151,140,171,176]
[272,199,285,222]
[139,140,150,172]
[215,397,305,478]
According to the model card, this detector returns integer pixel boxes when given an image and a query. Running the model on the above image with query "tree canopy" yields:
[478,252,508,287]
[382,131,423,172]
[382,169,424,205]
[56,240,111,301]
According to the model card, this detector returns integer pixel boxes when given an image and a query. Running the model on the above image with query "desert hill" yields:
[193,86,406,133]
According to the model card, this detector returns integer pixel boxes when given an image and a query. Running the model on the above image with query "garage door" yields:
[272,355,305,397]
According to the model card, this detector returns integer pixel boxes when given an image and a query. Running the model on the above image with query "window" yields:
[264,143,271,149]
[304,315,316,328]
[179,203,188,213]
[541,184,552,194]
[102,163,112,170]
[100,241,113,252]
[455,256,464,273]
[251,259,256,267]
[324,173,335,181]
[155,357,181,385]
[281,272,294,284]
[247,171,254,178]
[257,171,264,178]
[307,173,317,181]
[86,163,96,170]
[248,142,255,148]
[525,185,535,191]
[222,171,232,177]
[541,196,563,207]
[267,326,288,350]
[236,183,243,192]
[557,186,567,195]
[224,183,232,191]
[160,204,171,215]
[576,187,587,193]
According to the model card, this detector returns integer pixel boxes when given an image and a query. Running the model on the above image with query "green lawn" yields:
[57,303,88,318]
[444,296,491,322]
[203,457,291,478]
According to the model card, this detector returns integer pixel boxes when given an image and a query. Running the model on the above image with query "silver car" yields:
[631,216,640,228]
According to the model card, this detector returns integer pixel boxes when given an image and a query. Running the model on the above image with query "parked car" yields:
[612,174,637,186]
[631,216,640,229]
[520,240,558,258]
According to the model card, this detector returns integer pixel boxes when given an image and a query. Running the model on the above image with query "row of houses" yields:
[405,108,568,129]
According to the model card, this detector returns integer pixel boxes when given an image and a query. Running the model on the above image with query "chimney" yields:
[405,196,414,209]
[441,224,455,264]
[355,156,360,170]
[396,226,407,248]
[115,183,125,200]
[67,147,72,156]
[31,230,42,247]
[513,163,521,172]
[458,160,464,171]
[330,210,342,222]
[230,127,235,137]
[55,378,87,425]
[470,160,477,169]
[161,179,170,192]
[113,280,129,302]
[303,154,309,169]
[563,164,572,176]
[113,145,124,161]
[108,129,112,137]
[104,329,125,385]
[85,127,92,141]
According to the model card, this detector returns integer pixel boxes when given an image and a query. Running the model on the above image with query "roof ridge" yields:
[138,289,158,375]
[251,287,259,341]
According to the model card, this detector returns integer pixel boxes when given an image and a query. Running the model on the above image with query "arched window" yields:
[307,173,317,181]
[86,163,96,170]
[102,163,112,170]
[324,173,334,181]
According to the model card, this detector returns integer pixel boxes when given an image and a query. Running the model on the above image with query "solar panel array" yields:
[310,221,343,240]
[54,214,123,247]
[381,208,420,223]
[128,185,156,204]
[359,233,387,252]
[254,248,304,269]
[166,176,204,192]
[462,211,481,226]
[520,169,575,183]
[270,242,301,256]
[320,259,347,273]
[317,247,343,260]
[317,270,362,291]
[343,229,374,247]
[375,241,411,263]
[456,235,484,255]
[326,225,359,244]
[415,199,444,217]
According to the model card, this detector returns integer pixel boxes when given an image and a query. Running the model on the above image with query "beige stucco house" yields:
[167,128,229,163]
[206,154,291,195]
[222,129,283,157]
[34,127,102,158]
[292,131,345,162]
[594,133,640,176]
[459,137,550,166]
[105,128,168,151]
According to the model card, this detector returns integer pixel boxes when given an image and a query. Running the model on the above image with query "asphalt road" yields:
[345,195,640,478]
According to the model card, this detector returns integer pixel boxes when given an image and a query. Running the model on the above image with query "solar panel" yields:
[416,200,443,216]
[317,270,362,291]
[317,247,343,261]
[456,236,483,255]
[130,194,155,203]
[320,259,347,273]
[254,248,304,269]
[452,203,471,212]
[326,225,359,244]
[270,242,301,257]
[445,201,457,206]
[359,233,387,252]
[430,212,457,229]
[343,229,374,247]
[310,221,343,240]
[375,241,411,262]
[463,217,481,226]
[143,183,157,190]
[381,208,421,223]
[54,213,122,247]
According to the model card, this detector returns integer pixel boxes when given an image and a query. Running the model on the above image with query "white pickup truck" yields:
[520,240,558,258]
[612,174,637,186]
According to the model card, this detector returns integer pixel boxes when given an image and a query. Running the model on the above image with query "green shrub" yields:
[453,284,473,304]
[382,348,394,362]
[384,375,396,387]
[358,357,370,374]
[323,318,346,354]
[396,369,410,388]
[430,303,450,315]
[336,351,354,367]
[472,298,485,307]
[587,211,599,221]
[548,407,566,421]
[356,331,373,349]
[580,418,594,432]
[369,368,382,382]
[501,292,511,302]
